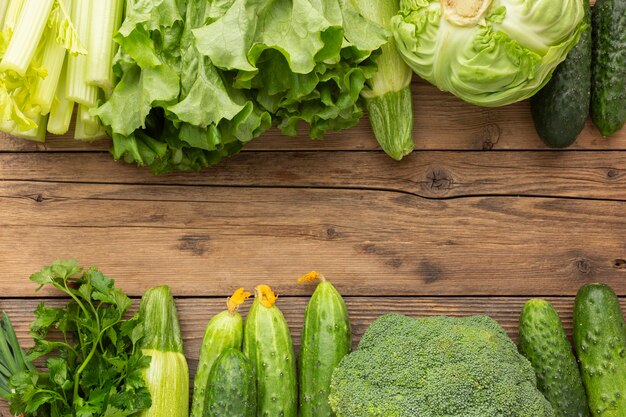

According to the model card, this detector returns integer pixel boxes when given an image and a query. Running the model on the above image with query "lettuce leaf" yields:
[98,0,386,172]
[96,0,271,174]
[194,0,388,139]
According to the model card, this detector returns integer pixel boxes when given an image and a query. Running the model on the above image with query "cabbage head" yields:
[391,0,586,106]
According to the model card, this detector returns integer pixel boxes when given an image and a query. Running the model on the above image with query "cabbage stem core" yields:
[442,0,493,25]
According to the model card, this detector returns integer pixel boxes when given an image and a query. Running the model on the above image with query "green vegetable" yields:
[205,348,256,417]
[531,0,591,148]
[354,0,414,160]
[0,0,83,135]
[329,314,555,417]
[46,57,75,135]
[6,260,152,417]
[95,0,271,174]
[0,312,35,400]
[191,288,250,417]
[139,285,189,417]
[99,0,389,173]
[0,0,122,139]
[65,0,97,107]
[519,299,590,417]
[244,285,297,417]
[391,0,586,107]
[31,0,72,114]
[574,283,626,417]
[193,0,388,141]
[590,0,626,137]
[299,272,351,417]
[74,104,107,141]
[86,0,123,95]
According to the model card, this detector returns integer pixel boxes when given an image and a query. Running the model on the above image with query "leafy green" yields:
[95,0,271,174]
[7,260,151,417]
[391,0,586,106]
[194,0,388,139]
[97,0,387,173]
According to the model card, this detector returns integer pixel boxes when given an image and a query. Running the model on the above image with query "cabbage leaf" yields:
[392,0,586,106]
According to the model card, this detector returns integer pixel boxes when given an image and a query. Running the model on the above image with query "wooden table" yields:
[1,78,625,413]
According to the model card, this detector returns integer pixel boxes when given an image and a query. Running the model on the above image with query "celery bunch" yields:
[0,0,123,141]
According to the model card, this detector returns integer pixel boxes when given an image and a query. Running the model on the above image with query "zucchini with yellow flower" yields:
[139,285,189,417]
[244,285,297,417]
[191,288,251,417]
[298,272,352,417]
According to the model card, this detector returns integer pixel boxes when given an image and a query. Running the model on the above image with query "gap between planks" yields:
[1,152,626,201]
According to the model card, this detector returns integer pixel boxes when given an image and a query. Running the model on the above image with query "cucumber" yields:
[205,348,256,417]
[519,299,590,417]
[530,0,591,148]
[191,289,250,417]
[574,283,626,417]
[243,285,297,417]
[298,272,351,417]
[590,0,626,137]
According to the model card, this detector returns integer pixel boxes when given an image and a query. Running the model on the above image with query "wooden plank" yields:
[0,296,623,371]
[0,181,625,297]
[1,151,625,200]
[1,80,624,152]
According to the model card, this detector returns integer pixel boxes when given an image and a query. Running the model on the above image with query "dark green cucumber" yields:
[243,285,297,417]
[574,283,626,417]
[531,0,591,148]
[191,289,249,417]
[519,299,590,417]
[590,0,626,137]
[299,273,351,417]
[205,348,256,417]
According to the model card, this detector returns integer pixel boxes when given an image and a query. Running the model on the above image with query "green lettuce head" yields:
[391,0,586,106]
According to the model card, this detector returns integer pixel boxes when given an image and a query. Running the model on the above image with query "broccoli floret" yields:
[329,314,555,417]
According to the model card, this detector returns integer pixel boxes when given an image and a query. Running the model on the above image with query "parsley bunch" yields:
[8,260,151,417]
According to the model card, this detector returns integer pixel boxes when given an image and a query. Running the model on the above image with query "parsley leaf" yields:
[8,260,151,417]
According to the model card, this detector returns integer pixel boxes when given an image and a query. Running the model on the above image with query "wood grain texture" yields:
[1,79,624,153]
[2,151,626,200]
[0,181,625,297]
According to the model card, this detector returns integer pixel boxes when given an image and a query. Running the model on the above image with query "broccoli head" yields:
[329,314,554,417]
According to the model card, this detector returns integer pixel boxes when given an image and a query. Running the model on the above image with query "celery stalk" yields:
[355,0,414,160]
[11,112,47,142]
[66,0,97,106]
[0,0,55,75]
[32,0,72,114]
[86,0,123,95]
[75,104,106,140]
[47,59,74,135]
[0,1,9,28]
[1,0,24,33]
